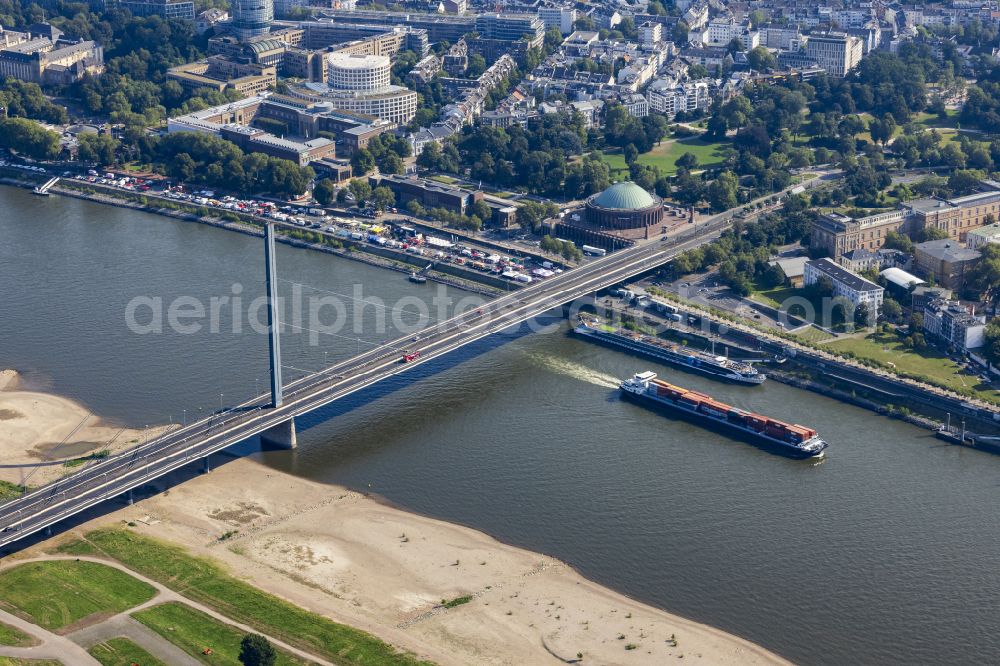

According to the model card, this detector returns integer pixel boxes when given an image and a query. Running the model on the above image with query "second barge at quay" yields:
[574,318,765,384]
[620,371,828,459]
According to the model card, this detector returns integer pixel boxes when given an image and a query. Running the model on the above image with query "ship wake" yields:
[528,353,620,389]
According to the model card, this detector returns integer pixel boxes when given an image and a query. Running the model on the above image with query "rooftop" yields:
[915,239,982,263]
[590,181,658,210]
[806,257,883,293]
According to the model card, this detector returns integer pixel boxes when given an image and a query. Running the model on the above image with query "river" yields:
[2,186,999,665]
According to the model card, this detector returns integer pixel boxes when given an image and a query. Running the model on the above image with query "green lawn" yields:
[600,135,730,177]
[81,529,432,665]
[791,327,835,343]
[0,659,62,666]
[428,175,458,184]
[0,621,35,648]
[88,637,168,666]
[824,332,1000,400]
[0,561,156,632]
[133,603,308,666]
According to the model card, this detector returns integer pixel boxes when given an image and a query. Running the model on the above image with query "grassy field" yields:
[824,332,1000,399]
[80,528,432,665]
[88,637,168,666]
[0,481,23,502]
[601,135,730,176]
[0,621,35,648]
[0,659,62,666]
[0,560,156,632]
[134,603,309,666]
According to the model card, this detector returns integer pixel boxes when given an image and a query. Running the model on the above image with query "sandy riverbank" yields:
[0,370,174,487]
[43,457,790,666]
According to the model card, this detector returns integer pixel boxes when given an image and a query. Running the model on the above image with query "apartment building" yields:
[923,299,986,351]
[804,257,885,317]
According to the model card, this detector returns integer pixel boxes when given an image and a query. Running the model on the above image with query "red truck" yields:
[401,351,421,363]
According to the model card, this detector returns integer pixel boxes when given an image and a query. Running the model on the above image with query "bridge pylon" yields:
[264,222,283,408]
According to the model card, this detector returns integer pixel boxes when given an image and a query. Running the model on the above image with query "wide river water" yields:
[2,187,999,664]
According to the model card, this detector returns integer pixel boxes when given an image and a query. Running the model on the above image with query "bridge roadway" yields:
[0,219,732,549]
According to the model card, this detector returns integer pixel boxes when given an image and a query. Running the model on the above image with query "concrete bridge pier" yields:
[260,418,297,449]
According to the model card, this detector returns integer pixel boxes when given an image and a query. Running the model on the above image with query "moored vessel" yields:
[574,318,765,384]
[620,371,827,459]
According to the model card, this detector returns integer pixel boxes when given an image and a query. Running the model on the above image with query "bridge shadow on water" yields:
[0,316,562,556]
[286,317,552,437]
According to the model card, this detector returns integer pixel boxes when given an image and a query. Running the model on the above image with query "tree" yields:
[675,152,699,171]
[882,298,903,323]
[472,199,492,223]
[0,118,60,160]
[466,53,487,78]
[313,178,336,206]
[77,133,119,167]
[239,634,276,666]
[707,170,739,211]
[868,113,896,146]
[983,320,1000,367]
[747,46,777,72]
[348,178,372,204]
[882,230,914,254]
[370,185,395,211]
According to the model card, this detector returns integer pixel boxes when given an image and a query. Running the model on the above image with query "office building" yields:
[232,0,273,41]
[107,0,195,20]
[326,52,390,90]
[804,32,863,77]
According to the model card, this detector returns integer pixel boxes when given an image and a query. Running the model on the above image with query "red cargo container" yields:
[745,414,768,431]
[678,394,703,408]
[699,398,731,418]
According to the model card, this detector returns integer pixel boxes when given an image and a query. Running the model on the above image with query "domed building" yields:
[585,181,664,231]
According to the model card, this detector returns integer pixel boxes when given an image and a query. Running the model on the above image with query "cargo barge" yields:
[620,371,827,459]
[574,319,765,384]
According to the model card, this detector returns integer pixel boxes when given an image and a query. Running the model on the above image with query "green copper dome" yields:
[591,181,657,210]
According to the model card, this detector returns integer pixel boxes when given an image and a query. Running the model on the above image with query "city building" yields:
[804,257,884,317]
[838,247,909,273]
[811,181,1000,259]
[106,0,195,20]
[810,209,911,260]
[905,188,1000,241]
[923,299,986,351]
[326,52,390,90]
[769,256,808,287]
[231,0,274,41]
[639,21,662,45]
[220,125,336,165]
[585,181,664,233]
[0,25,103,85]
[914,240,982,290]
[311,10,473,43]
[803,32,863,77]
[879,266,926,296]
[371,174,483,216]
[538,6,578,35]
[168,93,393,161]
[197,8,230,34]
[967,222,1000,249]
[167,56,276,95]
[289,80,417,125]
[474,13,545,47]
